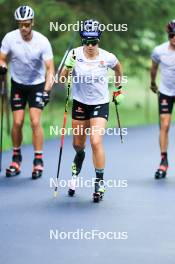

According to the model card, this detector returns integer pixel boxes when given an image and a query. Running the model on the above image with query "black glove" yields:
[150,81,158,94]
[42,90,51,107]
[0,66,7,75]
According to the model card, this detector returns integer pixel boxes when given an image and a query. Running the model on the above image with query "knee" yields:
[30,119,41,131]
[73,143,85,152]
[90,137,101,151]
[13,119,23,130]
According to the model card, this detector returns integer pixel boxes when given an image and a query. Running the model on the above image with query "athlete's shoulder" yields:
[99,48,117,59]
[3,29,20,40]
[154,42,169,53]
[33,30,51,43]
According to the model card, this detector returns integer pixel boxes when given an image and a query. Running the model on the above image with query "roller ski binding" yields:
[68,150,85,197]
[6,153,22,177]
[93,179,106,203]
[155,156,168,180]
[32,158,43,180]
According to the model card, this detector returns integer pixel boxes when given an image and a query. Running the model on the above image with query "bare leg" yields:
[29,108,43,151]
[11,110,25,147]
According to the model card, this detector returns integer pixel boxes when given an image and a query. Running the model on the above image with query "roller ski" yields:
[155,155,168,180]
[68,175,77,197]
[93,179,106,203]
[6,153,22,177]
[32,158,43,180]
[68,150,85,197]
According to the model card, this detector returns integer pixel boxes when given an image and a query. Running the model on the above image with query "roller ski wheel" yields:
[32,170,43,180]
[155,169,166,179]
[93,192,102,203]
[93,186,106,203]
[32,158,43,180]
[68,189,75,197]
[6,162,21,177]
[155,158,168,180]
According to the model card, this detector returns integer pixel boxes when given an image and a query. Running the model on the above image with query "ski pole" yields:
[0,76,5,172]
[114,100,123,144]
[157,91,160,129]
[54,50,76,197]
[56,45,71,77]
[52,32,77,87]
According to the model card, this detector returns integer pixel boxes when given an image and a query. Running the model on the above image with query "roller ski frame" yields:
[68,188,75,197]
[155,168,167,179]
[6,162,21,177]
[6,153,22,177]
[155,159,168,180]
[32,158,43,180]
[68,174,77,197]
[93,180,106,203]
[93,191,104,203]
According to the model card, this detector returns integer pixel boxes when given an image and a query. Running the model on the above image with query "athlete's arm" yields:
[0,52,8,68]
[44,59,55,92]
[59,52,76,83]
[113,62,123,87]
[150,60,159,93]
[150,60,159,83]
[59,66,69,83]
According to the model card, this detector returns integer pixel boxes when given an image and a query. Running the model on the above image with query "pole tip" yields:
[53,191,58,198]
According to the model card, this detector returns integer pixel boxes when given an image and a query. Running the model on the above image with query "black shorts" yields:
[159,92,175,114]
[11,79,45,111]
[72,99,109,121]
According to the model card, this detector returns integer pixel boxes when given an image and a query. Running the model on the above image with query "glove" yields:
[65,56,76,69]
[150,81,158,93]
[113,86,125,105]
[42,90,51,107]
[0,66,7,75]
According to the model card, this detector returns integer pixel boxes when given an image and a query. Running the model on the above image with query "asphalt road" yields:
[1,125,175,264]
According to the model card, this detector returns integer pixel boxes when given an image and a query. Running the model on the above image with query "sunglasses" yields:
[82,39,99,46]
[168,33,175,39]
[18,22,32,28]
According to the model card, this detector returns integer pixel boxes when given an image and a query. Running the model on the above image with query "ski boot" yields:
[68,150,85,197]
[68,175,77,197]
[6,153,22,177]
[93,179,106,203]
[155,157,168,179]
[72,150,85,176]
[32,158,43,180]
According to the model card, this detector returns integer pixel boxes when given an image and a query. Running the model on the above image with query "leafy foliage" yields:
[0,0,175,73]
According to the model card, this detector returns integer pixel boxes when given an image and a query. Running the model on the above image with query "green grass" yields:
[3,73,174,150]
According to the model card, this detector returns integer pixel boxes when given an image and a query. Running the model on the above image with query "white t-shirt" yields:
[151,42,175,96]
[0,29,53,85]
[68,46,118,105]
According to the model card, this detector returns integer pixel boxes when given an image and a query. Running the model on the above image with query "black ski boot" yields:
[6,153,22,177]
[68,150,85,197]
[155,156,168,179]
[93,178,106,203]
[32,158,43,180]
